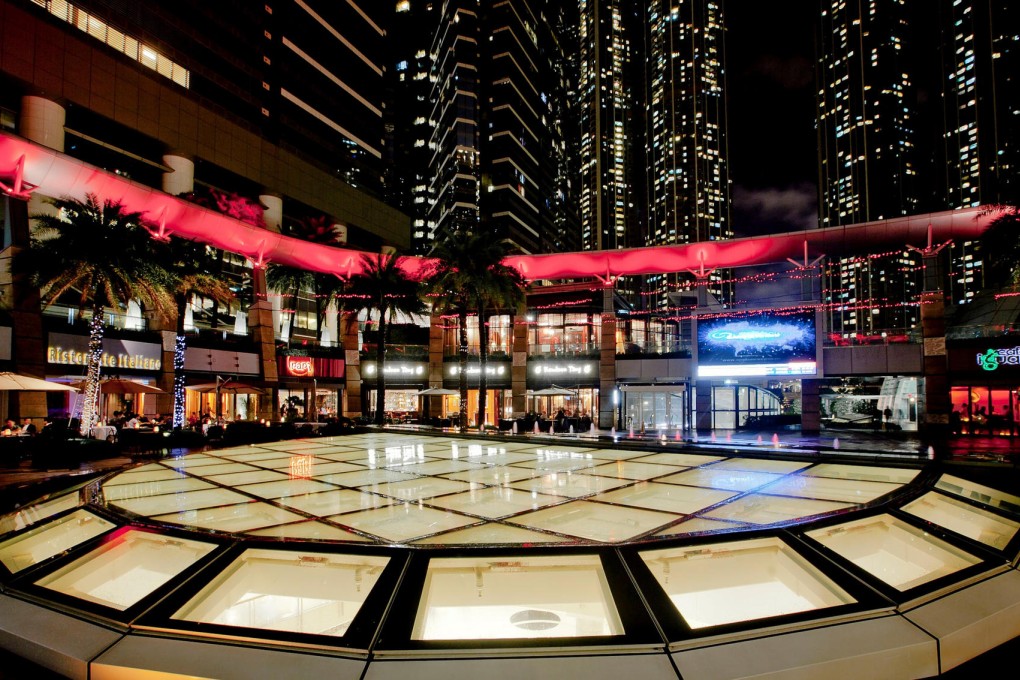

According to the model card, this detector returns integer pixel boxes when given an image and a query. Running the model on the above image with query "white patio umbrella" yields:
[0,372,79,392]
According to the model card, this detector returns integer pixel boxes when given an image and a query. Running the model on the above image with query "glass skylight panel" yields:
[0,492,81,536]
[806,514,982,591]
[901,491,1020,551]
[411,555,623,640]
[0,510,115,573]
[173,549,389,637]
[640,537,855,629]
[935,474,1020,515]
[34,529,216,610]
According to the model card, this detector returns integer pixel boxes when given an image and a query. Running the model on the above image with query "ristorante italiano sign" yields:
[47,332,162,371]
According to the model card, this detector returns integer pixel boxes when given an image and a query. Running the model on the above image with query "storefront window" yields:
[530,313,599,356]
[951,386,1017,436]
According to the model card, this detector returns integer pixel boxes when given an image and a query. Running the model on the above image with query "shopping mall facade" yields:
[2,127,1016,443]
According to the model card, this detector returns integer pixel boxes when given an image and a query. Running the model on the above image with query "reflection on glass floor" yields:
[93,432,922,546]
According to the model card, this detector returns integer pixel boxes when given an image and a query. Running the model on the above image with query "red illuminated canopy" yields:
[0,132,1002,281]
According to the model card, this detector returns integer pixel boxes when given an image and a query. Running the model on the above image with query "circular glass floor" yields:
[2,432,1020,680]
[95,432,921,545]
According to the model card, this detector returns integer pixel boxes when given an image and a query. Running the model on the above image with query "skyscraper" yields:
[939,0,1018,305]
[645,0,731,304]
[578,0,639,252]
[415,0,578,255]
[816,0,921,336]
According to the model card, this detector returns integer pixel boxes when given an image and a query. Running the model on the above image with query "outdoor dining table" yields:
[91,425,118,442]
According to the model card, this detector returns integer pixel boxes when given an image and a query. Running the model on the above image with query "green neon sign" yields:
[978,348,1020,371]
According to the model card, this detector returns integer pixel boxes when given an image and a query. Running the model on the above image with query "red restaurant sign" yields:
[279,356,345,379]
[284,356,314,377]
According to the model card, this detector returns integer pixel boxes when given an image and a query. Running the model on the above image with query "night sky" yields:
[726,0,819,237]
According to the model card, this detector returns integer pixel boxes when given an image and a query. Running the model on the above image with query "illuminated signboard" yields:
[47,332,162,371]
[527,361,598,386]
[978,347,1020,371]
[447,364,506,377]
[284,356,314,377]
[362,362,426,378]
[696,310,818,378]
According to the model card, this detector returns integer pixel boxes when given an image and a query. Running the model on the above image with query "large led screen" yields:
[696,309,818,378]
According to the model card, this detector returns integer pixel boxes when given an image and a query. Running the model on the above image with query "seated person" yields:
[20,418,37,436]
[125,414,141,429]
[2,419,16,436]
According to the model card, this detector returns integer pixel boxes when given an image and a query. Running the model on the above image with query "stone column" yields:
[162,154,194,196]
[20,96,65,151]
[428,308,445,418]
[801,379,821,433]
[341,313,362,418]
[248,267,278,420]
[512,302,528,418]
[598,286,616,429]
[695,380,714,432]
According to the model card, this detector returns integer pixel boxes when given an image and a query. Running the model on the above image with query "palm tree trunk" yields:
[458,308,469,431]
[477,303,489,428]
[374,309,387,425]
[79,300,105,435]
[172,292,188,429]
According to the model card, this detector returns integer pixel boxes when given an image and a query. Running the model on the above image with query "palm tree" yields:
[153,236,235,428]
[15,194,174,433]
[342,253,425,425]
[267,218,346,344]
[979,204,1020,290]
[429,231,527,430]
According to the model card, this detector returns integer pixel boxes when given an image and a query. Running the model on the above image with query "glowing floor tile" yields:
[803,464,920,485]
[806,514,983,591]
[0,510,116,573]
[317,468,421,488]
[35,529,216,610]
[219,451,291,462]
[658,468,785,492]
[511,455,600,473]
[258,441,328,451]
[391,459,486,476]
[276,489,395,516]
[235,479,340,500]
[285,460,362,476]
[201,470,288,486]
[464,451,538,466]
[640,537,856,629]
[153,502,307,533]
[180,462,259,477]
[165,455,226,469]
[760,475,901,503]
[654,517,746,537]
[584,448,662,461]
[245,521,372,542]
[242,457,298,469]
[703,494,851,525]
[595,482,737,515]
[334,504,478,542]
[412,523,568,545]
[509,472,632,498]
[440,466,537,486]
[901,491,1020,551]
[103,477,214,502]
[316,450,380,463]
[371,477,474,502]
[427,487,565,519]
[626,452,726,467]
[112,488,252,516]
[104,465,188,485]
[216,446,270,457]
[708,458,812,474]
[509,500,677,543]
[581,461,683,481]
[412,554,622,640]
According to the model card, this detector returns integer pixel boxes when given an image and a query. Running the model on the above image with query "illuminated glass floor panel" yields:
[901,491,1020,551]
[0,510,116,573]
[94,433,919,546]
